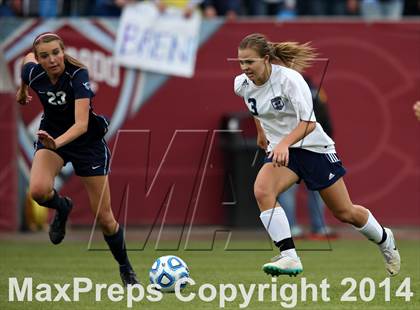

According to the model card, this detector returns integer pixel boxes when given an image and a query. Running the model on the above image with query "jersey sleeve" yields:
[287,73,316,122]
[234,74,247,97]
[72,68,94,99]
[21,62,37,85]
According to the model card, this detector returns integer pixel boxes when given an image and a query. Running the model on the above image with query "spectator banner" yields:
[114,2,201,78]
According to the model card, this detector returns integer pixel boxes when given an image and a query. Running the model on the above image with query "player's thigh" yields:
[80,175,113,217]
[319,177,353,214]
[30,149,64,194]
[255,164,299,196]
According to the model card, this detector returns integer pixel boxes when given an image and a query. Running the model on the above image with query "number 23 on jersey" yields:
[47,91,67,105]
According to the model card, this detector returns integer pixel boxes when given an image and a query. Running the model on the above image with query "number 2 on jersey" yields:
[248,98,258,116]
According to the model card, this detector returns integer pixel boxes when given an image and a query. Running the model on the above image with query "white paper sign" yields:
[114,2,201,78]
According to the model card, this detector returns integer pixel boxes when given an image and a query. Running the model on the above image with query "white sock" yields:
[354,210,385,244]
[260,207,298,258]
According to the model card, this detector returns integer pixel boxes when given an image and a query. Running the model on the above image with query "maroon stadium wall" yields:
[2,20,419,230]
[0,93,17,231]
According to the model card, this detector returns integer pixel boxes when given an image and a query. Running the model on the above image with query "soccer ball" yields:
[149,255,190,292]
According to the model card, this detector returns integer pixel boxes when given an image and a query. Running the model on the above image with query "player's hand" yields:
[16,86,32,105]
[37,130,57,150]
[268,142,289,167]
[413,101,420,121]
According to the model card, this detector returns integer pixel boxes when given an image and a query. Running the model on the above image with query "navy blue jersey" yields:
[21,61,106,143]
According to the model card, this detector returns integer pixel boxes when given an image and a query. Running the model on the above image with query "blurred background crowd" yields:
[0,0,419,19]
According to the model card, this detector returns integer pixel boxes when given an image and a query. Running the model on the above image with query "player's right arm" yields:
[22,52,37,65]
[254,117,268,151]
[17,53,37,105]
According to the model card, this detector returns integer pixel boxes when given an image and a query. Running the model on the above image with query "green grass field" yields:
[0,237,419,309]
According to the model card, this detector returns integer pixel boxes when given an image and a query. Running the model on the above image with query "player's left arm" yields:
[38,98,89,149]
[269,75,316,166]
[269,121,316,166]
[286,73,317,143]
[51,68,93,148]
[40,66,93,149]
[55,99,90,148]
[280,121,316,147]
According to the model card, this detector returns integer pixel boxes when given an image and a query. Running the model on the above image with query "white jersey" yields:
[234,64,336,153]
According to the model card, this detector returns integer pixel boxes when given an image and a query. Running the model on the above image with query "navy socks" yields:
[104,226,132,273]
[42,189,66,212]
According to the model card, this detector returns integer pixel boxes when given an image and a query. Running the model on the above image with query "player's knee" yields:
[29,184,51,204]
[254,184,271,203]
[333,209,354,224]
[98,212,117,235]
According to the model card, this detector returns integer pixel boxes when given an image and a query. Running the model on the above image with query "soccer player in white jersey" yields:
[233,33,400,277]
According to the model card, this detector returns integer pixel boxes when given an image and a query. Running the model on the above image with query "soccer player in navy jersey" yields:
[234,33,400,277]
[16,32,138,286]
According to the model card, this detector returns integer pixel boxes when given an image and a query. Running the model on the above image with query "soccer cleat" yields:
[120,269,139,287]
[380,228,401,277]
[49,197,73,245]
[263,254,303,277]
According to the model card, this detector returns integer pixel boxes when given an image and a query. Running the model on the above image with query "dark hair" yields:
[33,32,86,69]
[239,33,317,72]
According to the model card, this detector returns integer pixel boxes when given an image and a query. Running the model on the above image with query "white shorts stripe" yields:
[329,153,334,162]
[326,153,340,163]
[101,138,109,175]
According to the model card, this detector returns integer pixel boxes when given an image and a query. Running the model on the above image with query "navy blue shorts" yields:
[35,138,111,177]
[264,148,346,191]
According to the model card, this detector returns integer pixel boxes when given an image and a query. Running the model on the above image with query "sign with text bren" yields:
[114,2,201,78]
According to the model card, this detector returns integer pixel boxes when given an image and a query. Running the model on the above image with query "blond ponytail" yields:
[269,41,317,72]
[239,33,318,73]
